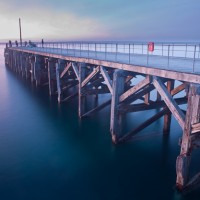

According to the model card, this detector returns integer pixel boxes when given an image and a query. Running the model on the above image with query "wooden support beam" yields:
[72,62,80,81]
[153,77,185,130]
[60,62,71,79]
[34,55,43,87]
[82,88,110,95]
[120,75,151,103]
[62,92,78,102]
[119,97,187,113]
[78,63,86,118]
[176,83,200,190]
[192,123,200,134]
[121,84,155,105]
[30,55,35,83]
[110,69,125,144]
[163,80,175,134]
[119,108,170,143]
[171,83,186,96]
[100,66,113,95]
[81,66,99,88]
[144,86,150,105]
[82,99,111,117]
[156,92,161,101]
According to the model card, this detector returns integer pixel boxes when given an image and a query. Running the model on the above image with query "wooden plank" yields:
[62,92,78,102]
[192,123,200,134]
[82,99,111,117]
[119,108,169,143]
[153,77,185,130]
[119,75,151,103]
[72,62,80,81]
[81,66,99,88]
[119,97,187,113]
[100,66,113,95]
[122,84,155,105]
[60,62,71,79]
[171,83,186,96]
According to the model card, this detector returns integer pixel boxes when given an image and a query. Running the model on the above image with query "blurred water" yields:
[0,44,200,200]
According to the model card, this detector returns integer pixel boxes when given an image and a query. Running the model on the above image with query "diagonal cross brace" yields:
[153,76,185,129]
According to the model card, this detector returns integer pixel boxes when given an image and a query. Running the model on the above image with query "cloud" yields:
[0,0,200,41]
[0,1,109,40]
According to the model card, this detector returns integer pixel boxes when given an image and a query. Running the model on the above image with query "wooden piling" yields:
[110,69,125,144]
[78,62,86,118]
[48,58,56,96]
[176,83,200,191]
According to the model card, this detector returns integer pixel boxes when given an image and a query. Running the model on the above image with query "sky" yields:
[0,0,200,42]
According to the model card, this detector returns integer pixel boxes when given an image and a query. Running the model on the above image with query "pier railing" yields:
[10,41,200,73]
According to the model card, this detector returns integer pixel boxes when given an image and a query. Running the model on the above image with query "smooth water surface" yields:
[0,45,200,200]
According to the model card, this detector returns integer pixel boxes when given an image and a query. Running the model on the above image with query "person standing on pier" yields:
[41,39,44,48]
[15,40,18,47]
[9,40,12,47]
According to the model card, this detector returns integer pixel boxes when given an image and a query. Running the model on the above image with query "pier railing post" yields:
[176,83,200,190]
[110,69,125,144]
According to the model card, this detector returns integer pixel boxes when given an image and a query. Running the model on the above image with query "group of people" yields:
[6,39,44,48]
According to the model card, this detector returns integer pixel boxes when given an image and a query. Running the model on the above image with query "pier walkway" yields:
[4,41,200,192]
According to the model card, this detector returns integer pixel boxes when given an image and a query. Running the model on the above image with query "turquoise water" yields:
[0,45,200,200]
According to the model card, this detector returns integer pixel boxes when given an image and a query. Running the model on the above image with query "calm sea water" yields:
[0,45,200,200]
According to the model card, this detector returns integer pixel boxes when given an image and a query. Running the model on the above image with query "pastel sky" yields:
[0,0,199,42]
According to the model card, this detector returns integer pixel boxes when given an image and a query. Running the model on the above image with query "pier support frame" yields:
[176,83,200,191]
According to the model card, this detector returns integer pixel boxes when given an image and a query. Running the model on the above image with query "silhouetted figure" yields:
[15,40,18,47]
[9,40,12,47]
[41,39,44,48]
[24,41,27,47]
[6,43,8,48]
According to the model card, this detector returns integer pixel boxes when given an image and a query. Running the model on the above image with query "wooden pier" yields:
[4,42,200,192]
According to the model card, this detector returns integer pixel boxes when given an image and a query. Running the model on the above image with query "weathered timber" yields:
[62,92,78,102]
[82,99,111,117]
[78,63,86,117]
[163,80,175,134]
[153,77,185,130]
[171,83,186,96]
[119,97,187,113]
[176,84,200,191]
[11,48,200,84]
[100,66,113,95]
[119,108,170,143]
[120,75,151,103]
[60,62,71,78]
[110,70,125,143]
[72,62,80,81]
[81,66,99,88]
